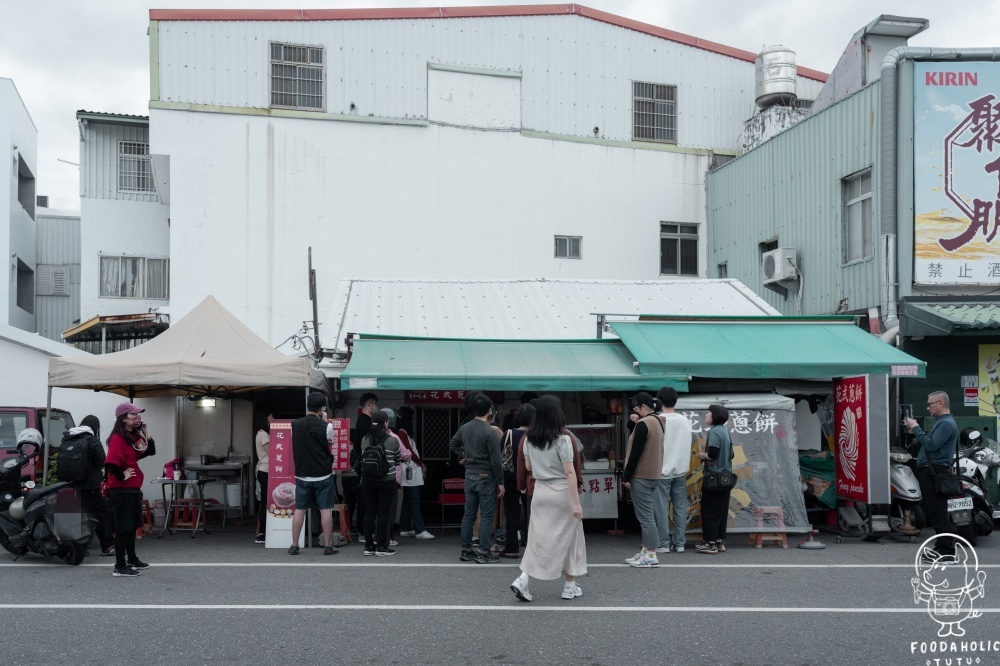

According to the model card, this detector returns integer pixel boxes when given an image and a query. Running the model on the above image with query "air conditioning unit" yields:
[762,247,798,284]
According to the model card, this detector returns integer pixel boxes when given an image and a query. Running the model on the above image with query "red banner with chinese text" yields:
[834,376,870,502]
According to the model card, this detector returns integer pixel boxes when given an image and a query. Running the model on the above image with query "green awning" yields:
[340,337,689,392]
[610,319,926,379]
[902,301,1000,337]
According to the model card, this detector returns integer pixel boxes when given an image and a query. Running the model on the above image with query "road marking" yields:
[2,562,999,569]
[0,603,999,612]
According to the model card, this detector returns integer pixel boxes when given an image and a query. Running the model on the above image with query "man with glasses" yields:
[904,391,959,558]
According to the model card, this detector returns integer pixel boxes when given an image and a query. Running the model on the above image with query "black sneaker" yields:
[127,559,151,570]
[112,566,141,577]
[460,549,477,562]
[375,547,396,557]
[475,550,500,564]
[363,545,376,556]
[254,534,265,544]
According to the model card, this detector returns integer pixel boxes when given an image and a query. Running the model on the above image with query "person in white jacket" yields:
[653,387,693,553]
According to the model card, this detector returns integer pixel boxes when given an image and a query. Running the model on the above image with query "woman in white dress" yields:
[510,395,587,602]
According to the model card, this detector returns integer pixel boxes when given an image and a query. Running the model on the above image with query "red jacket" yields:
[106,432,151,490]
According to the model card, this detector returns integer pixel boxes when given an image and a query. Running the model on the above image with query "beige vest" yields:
[625,414,664,480]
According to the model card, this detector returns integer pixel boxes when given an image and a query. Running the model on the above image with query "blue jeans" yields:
[460,474,498,551]
[655,475,688,549]
[630,478,659,550]
[400,486,426,533]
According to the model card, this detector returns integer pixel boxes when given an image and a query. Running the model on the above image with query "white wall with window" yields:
[842,170,873,264]
[660,223,700,276]
[80,198,170,319]
[79,114,170,322]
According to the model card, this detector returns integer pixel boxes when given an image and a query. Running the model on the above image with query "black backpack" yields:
[359,441,390,480]
[57,436,90,484]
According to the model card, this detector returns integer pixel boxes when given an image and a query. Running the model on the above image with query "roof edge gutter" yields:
[879,46,1000,331]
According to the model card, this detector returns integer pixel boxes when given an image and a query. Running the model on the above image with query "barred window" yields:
[842,170,873,263]
[118,141,155,193]
[633,82,677,144]
[270,42,325,111]
[99,256,169,299]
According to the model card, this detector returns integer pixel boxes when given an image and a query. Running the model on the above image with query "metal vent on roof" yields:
[36,195,48,208]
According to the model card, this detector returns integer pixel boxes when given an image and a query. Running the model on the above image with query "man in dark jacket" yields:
[288,392,338,556]
[61,415,115,555]
[905,391,960,557]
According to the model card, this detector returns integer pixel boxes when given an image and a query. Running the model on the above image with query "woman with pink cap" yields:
[105,402,156,577]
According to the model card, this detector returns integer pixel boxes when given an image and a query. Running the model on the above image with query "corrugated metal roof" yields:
[150,4,828,81]
[76,110,150,125]
[903,301,1000,335]
[323,278,780,353]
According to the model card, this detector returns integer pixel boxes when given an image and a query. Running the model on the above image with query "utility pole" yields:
[308,247,321,359]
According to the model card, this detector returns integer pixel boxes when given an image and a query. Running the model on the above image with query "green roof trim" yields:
[610,320,926,379]
[340,338,689,392]
[902,301,1000,337]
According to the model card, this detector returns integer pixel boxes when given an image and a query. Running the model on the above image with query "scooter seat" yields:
[22,482,72,508]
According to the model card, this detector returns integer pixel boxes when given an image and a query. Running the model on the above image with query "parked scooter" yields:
[0,429,94,565]
[889,447,924,536]
[957,428,998,537]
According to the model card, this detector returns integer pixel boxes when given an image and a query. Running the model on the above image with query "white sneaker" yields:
[415,531,435,540]
[628,552,659,568]
[624,551,643,565]
[510,576,532,602]
[399,531,416,537]
[655,546,670,553]
[672,545,685,553]
[561,583,583,599]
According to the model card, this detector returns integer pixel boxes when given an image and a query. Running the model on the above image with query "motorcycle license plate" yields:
[948,497,973,512]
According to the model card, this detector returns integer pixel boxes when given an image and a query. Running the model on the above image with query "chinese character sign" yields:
[914,63,1000,285]
[834,376,870,502]
[329,418,351,471]
[264,421,296,548]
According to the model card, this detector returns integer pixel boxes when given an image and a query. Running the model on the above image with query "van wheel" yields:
[61,542,86,566]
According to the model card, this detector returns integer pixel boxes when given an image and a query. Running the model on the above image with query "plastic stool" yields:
[172,498,200,530]
[331,503,351,543]
[748,506,787,548]
[136,499,153,539]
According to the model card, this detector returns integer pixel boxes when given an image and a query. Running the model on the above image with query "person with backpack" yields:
[360,410,402,556]
[696,404,735,555]
[60,414,114,556]
[500,403,533,558]
[379,408,412,547]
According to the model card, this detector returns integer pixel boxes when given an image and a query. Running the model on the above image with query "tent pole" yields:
[42,387,53,483]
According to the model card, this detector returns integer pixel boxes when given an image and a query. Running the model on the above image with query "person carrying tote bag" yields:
[696,404,734,555]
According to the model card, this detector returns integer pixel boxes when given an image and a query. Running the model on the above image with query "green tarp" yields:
[610,318,926,379]
[340,337,688,392]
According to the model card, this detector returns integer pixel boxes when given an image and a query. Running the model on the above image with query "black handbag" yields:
[931,440,962,497]
[703,469,737,493]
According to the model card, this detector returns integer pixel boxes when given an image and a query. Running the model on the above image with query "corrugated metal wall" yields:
[35,213,80,341]
[80,123,158,202]
[706,83,881,314]
[156,15,824,151]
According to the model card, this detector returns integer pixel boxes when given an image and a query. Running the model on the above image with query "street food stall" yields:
[45,295,328,533]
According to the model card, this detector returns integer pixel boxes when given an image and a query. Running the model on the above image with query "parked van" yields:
[0,408,76,479]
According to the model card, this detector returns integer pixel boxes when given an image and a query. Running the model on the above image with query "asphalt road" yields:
[2,527,999,666]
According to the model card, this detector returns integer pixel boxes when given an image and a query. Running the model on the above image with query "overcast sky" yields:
[2,0,996,211]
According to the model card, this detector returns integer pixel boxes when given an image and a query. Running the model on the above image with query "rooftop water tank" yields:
[755,46,797,109]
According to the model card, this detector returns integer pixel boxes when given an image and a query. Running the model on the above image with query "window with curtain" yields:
[99,256,169,299]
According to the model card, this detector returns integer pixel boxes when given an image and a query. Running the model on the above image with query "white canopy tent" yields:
[45,295,327,475]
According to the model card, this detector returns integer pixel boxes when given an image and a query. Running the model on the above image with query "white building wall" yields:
[155,15,825,151]
[151,108,709,345]
[79,121,170,320]
[0,79,38,333]
[80,197,171,320]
